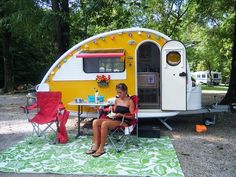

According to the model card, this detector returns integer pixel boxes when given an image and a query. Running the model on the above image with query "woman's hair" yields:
[116,83,128,92]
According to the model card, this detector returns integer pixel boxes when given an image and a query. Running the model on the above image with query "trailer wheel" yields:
[203,118,215,126]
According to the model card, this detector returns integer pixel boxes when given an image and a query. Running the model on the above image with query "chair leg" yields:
[38,122,55,137]
[31,123,40,136]
[108,128,134,152]
[29,122,58,144]
[108,129,120,152]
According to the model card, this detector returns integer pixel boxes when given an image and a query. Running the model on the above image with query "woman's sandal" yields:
[92,151,106,157]
[85,149,97,154]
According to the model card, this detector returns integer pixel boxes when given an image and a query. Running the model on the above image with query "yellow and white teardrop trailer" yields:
[38,28,202,120]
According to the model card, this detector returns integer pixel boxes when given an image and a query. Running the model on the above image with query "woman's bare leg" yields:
[96,120,127,153]
[92,119,107,150]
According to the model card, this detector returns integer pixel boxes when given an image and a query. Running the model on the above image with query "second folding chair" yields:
[21,91,69,143]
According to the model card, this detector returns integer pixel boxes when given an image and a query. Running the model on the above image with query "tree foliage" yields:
[0,0,235,103]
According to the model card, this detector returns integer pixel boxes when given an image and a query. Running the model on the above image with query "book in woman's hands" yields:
[107,110,116,119]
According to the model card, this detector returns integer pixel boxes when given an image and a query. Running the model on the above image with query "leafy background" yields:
[0,0,234,87]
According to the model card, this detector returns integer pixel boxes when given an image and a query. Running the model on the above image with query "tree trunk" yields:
[205,60,213,86]
[2,30,14,92]
[220,11,236,104]
[51,0,70,58]
[61,0,70,50]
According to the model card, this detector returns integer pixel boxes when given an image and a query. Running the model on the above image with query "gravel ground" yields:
[0,93,235,177]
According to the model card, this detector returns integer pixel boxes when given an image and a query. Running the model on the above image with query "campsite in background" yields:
[0,0,235,104]
[0,1,236,177]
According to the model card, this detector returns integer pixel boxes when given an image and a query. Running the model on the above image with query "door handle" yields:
[179,72,187,77]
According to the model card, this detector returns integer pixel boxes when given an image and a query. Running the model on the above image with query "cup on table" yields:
[75,98,83,103]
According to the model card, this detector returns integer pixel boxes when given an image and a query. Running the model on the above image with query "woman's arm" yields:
[129,99,135,114]
[112,98,118,112]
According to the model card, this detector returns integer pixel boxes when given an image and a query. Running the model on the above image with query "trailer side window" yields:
[213,73,218,79]
[83,57,125,73]
[166,51,181,66]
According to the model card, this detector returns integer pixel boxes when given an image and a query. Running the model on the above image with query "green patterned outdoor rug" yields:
[0,135,184,177]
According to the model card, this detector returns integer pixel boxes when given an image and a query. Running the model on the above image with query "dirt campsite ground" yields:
[0,91,235,177]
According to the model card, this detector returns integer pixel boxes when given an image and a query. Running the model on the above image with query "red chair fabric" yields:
[21,91,70,143]
[30,92,62,124]
[57,110,70,144]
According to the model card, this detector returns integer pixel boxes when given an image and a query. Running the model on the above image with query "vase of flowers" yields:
[96,75,110,87]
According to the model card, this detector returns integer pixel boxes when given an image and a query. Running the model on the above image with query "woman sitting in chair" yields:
[86,83,135,157]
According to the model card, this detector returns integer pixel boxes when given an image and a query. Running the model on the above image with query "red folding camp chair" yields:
[21,91,69,143]
[108,95,138,152]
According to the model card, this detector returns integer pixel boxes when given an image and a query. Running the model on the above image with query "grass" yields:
[201,85,228,91]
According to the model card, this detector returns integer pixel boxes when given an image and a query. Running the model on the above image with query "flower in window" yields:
[96,75,110,83]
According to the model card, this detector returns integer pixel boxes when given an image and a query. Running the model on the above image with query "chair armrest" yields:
[92,105,111,112]
[20,103,38,111]
[20,103,38,115]
[123,113,135,119]
[123,107,138,119]
[26,95,36,99]
[97,105,113,119]
[120,114,137,126]
[103,107,111,112]
[58,102,65,110]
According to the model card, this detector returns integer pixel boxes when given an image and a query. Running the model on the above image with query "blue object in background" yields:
[99,96,104,102]
[88,95,104,103]
[88,95,95,102]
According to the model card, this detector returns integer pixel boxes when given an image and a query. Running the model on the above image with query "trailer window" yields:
[213,73,218,79]
[83,57,125,73]
[202,74,206,78]
[166,51,181,66]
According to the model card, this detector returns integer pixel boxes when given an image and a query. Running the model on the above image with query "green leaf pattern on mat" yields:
[0,135,184,177]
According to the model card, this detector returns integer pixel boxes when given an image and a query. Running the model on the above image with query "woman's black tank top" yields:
[114,106,131,125]
[115,105,130,114]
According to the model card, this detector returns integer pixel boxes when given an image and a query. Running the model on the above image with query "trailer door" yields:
[161,40,187,110]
